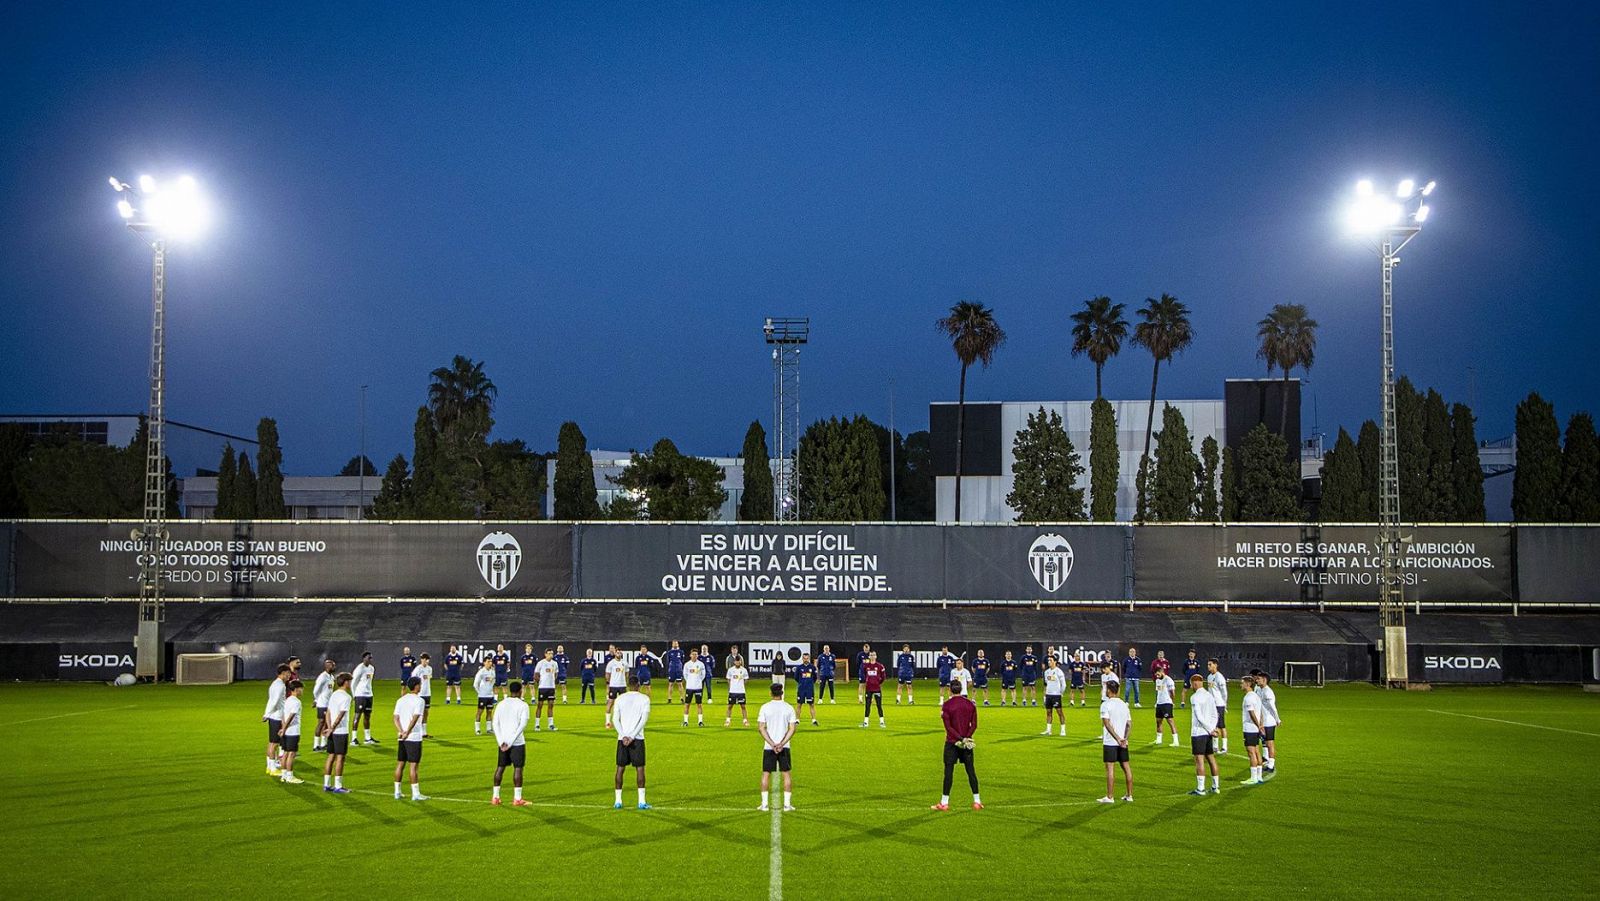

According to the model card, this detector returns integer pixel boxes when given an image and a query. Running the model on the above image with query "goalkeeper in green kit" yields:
[932,679,982,811]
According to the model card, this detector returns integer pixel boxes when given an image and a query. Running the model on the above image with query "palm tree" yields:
[936,301,1006,521]
[1256,303,1319,436]
[1132,293,1194,520]
[428,355,497,434]
[1070,296,1128,399]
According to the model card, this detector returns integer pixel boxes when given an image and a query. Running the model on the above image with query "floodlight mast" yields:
[1346,177,1435,688]
[764,317,809,521]
[109,173,208,680]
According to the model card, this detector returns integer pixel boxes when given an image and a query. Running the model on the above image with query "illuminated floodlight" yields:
[1397,178,1415,198]
[1356,178,1374,197]
[109,173,210,239]
[1414,204,1430,223]
[1420,180,1436,196]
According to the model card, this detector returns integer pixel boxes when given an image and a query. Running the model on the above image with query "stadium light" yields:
[1344,175,1436,689]
[108,170,212,680]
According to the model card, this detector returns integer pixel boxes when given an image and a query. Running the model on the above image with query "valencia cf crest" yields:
[476,531,522,591]
[1028,533,1074,592]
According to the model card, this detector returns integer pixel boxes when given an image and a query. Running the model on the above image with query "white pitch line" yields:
[1428,709,1600,738]
[769,802,783,901]
[0,705,135,727]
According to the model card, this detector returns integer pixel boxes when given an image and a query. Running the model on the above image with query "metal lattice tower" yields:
[764,317,808,520]
[1377,235,1406,685]
[136,239,169,678]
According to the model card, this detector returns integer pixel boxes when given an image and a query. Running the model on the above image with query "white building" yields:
[182,476,376,520]
[544,450,749,521]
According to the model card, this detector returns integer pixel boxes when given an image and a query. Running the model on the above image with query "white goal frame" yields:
[176,653,236,685]
[1282,660,1325,687]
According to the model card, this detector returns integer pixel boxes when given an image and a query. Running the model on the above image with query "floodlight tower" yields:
[109,173,210,679]
[1344,176,1435,688]
[764,318,809,520]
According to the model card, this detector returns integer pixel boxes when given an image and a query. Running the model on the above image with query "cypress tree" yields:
[1451,404,1486,522]
[1318,427,1361,522]
[1220,445,1239,521]
[1151,404,1198,521]
[848,415,887,521]
[1560,412,1600,522]
[1239,424,1299,521]
[1005,407,1085,522]
[255,418,286,517]
[1395,377,1427,520]
[1356,419,1381,519]
[235,452,258,518]
[215,444,237,519]
[372,454,411,518]
[1512,392,1562,521]
[1198,436,1220,522]
[553,421,601,519]
[1421,389,1455,520]
[1089,397,1119,521]
[738,421,774,521]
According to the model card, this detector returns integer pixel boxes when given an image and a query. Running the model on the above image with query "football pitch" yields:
[2,681,1597,898]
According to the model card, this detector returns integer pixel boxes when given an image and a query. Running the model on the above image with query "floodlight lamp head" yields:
[1420,180,1436,196]
[1397,179,1415,198]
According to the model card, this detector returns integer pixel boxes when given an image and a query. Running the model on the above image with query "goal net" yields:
[1282,661,1325,687]
[177,654,236,685]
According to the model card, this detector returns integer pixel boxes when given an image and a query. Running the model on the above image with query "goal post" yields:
[176,653,236,685]
[1282,661,1325,687]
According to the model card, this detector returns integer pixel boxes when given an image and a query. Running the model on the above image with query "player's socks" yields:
[1197,776,1206,791]
[1058,726,1067,736]
[394,781,402,799]
[1040,727,1051,735]
[940,794,950,806]
[783,791,793,810]
[861,719,868,727]
[548,719,556,731]
[758,793,769,811]
[1211,775,1220,790]
[879,717,885,727]
[637,789,646,805]
[697,715,704,725]
[514,787,522,801]
[493,786,501,800]
[412,785,425,800]
[683,715,689,725]
[615,789,624,806]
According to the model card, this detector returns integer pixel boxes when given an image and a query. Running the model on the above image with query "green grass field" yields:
[2,679,1597,898]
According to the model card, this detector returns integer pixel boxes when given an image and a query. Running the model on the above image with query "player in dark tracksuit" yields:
[972,651,992,706]
[1181,650,1202,708]
[999,652,1020,706]
[1020,647,1041,707]
[936,647,958,703]
[579,652,599,704]
[816,646,837,702]
[665,642,687,704]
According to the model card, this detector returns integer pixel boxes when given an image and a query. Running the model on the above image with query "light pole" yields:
[359,384,368,520]
[110,173,210,680]
[1346,176,1435,688]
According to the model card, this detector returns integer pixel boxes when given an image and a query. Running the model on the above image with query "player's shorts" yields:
[1070,676,1086,689]
[897,676,914,684]
[446,673,462,686]
[557,674,567,685]
[538,687,556,701]
[1022,677,1037,686]
[728,692,747,705]
[396,740,423,764]
[1001,679,1017,689]
[819,674,834,683]
[327,734,350,755]
[608,686,626,700]
[1191,735,1216,756]
[267,718,282,741]
[938,675,952,687]
[1044,695,1063,709]
[972,675,988,688]
[354,697,374,713]
[1244,731,1262,747]
[636,677,652,686]
[281,734,301,753]
[521,672,536,684]
[494,674,508,686]
[478,696,497,710]
[498,745,527,768]
[422,696,431,708]
[616,739,646,768]
[1263,725,1277,741]
[1156,703,1174,720]
[683,689,703,703]
[1215,708,1227,728]
[581,676,596,685]
[316,706,328,722]
[797,688,815,703]
[762,748,793,773]
[668,673,684,683]
[1102,745,1130,763]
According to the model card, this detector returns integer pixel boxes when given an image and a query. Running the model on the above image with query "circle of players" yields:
[258,641,1281,809]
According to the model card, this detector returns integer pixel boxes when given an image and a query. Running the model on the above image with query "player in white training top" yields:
[1041,657,1068,736]
[278,679,306,784]
[392,677,428,801]
[533,649,560,732]
[682,648,708,727]
[351,652,378,745]
[1239,675,1266,786]
[412,654,433,738]
[724,657,751,727]
[604,650,629,729]
[612,674,652,809]
[321,672,353,793]
[1152,669,1179,746]
[1253,671,1280,775]
[1205,659,1229,754]
[1187,673,1221,795]
[262,663,291,775]
[491,680,531,806]
[473,658,497,735]
[1097,679,1133,803]
[756,682,798,811]
[312,658,336,753]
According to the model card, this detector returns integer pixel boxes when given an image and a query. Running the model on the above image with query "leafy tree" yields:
[1451,404,1486,522]
[16,439,139,517]
[0,424,29,516]
[610,438,727,521]
[428,355,497,437]
[1559,412,1600,522]
[235,453,259,519]
[1070,296,1128,399]
[408,405,473,518]
[738,421,773,521]
[1318,427,1362,522]
[1135,458,1149,523]
[1421,389,1455,520]
[482,439,543,519]
[255,418,286,518]
[371,454,411,518]
[1089,398,1118,521]
[935,301,1005,521]
[897,430,936,521]
[1356,419,1381,520]
[215,444,238,518]
[1256,303,1318,436]
[1198,435,1220,522]
[340,455,378,477]
[798,416,885,520]
[1220,445,1239,521]
[1132,293,1193,521]
[1238,424,1299,521]
[1005,407,1084,522]
[1150,404,1199,521]
[553,421,602,520]
[1512,392,1562,521]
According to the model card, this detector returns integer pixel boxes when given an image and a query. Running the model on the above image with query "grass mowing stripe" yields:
[0,705,135,726]
[1427,708,1600,737]
[769,803,783,901]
